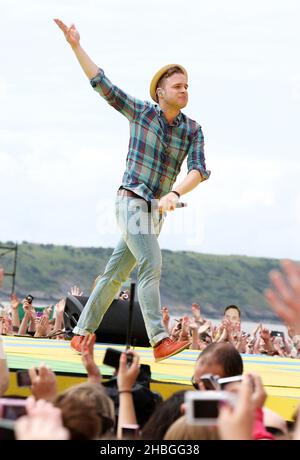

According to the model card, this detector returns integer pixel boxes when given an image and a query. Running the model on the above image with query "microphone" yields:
[176,202,187,208]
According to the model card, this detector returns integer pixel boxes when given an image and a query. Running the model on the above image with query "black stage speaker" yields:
[64,295,150,347]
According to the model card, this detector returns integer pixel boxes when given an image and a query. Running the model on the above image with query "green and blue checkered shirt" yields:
[91,69,210,201]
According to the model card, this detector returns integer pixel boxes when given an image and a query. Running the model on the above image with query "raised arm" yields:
[54,19,98,79]
[54,19,146,121]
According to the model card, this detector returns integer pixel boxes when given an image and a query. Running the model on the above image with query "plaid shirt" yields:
[90,69,211,201]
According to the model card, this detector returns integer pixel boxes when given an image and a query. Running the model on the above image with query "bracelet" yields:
[171,190,180,199]
[118,390,132,394]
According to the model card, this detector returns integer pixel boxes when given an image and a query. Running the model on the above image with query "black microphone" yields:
[175,202,187,208]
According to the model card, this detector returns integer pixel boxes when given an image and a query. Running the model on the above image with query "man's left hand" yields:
[158,192,179,213]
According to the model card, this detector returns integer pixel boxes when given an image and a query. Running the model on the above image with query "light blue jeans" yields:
[73,196,169,346]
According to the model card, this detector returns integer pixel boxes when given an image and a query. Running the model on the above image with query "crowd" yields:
[0,282,299,359]
[0,259,299,440]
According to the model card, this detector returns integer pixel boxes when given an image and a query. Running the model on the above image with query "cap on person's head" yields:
[150,64,188,102]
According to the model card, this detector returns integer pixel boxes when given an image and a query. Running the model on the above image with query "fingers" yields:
[53,18,68,33]
[28,367,37,385]
[269,269,293,304]
[265,288,294,324]
[281,260,300,293]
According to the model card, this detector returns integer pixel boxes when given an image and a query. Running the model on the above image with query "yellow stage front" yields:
[3,336,300,420]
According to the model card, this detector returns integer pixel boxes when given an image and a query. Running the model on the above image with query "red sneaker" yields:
[70,334,96,353]
[153,338,189,362]
[70,335,85,353]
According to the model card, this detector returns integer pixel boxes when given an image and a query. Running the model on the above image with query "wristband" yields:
[171,190,180,199]
[118,390,132,394]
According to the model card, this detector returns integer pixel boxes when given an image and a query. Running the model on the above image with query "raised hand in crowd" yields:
[117,350,140,439]
[265,259,300,334]
[18,298,35,336]
[161,306,171,334]
[179,315,190,342]
[68,284,84,297]
[235,331,248,354]
[51,298,66,339]
[43,305,53,318]
[15,396,69,440]
[10,293,21,331]
[259,326,275,355]
[250,373,267,409]
[28,363,58,402]
[81,334,101,384]
[217,374,255,440]
[170,318,182,341]
[10,293,20,310]
[34,315,50,338]
[272,336,286,357]
[191,303,204,325]
[214,323,228,343]
[189,320,200,350]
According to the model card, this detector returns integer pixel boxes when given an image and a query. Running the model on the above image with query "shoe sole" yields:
[154,342,190,362]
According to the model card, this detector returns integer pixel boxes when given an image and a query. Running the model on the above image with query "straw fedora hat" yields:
[149,64,188,103]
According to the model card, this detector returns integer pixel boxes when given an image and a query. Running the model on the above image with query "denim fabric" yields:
[73,196,168,346]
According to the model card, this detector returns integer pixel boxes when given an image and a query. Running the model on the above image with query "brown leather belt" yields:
[117,188,142,199]
[117,187,152,212]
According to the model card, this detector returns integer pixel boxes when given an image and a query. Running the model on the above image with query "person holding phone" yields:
[54,19,210,361]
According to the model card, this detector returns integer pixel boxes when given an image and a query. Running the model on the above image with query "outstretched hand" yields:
[53,19,80,48]
[265,260,300,333]
[81,334,101,384]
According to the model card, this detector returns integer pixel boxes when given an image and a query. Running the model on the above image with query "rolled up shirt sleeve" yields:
[90,68,146,122]
[187,125,211,181]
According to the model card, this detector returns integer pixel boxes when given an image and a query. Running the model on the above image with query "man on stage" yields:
[54,19,211,361]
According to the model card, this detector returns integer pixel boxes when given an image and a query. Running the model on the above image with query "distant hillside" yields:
[0,241,286,321]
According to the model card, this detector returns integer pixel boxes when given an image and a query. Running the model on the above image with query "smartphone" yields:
[16,369,36,387]
[199,373,220,391]
[218,375,244,390]
[0,398,27,420]
[185,391,236,426]
[103,347,133,369]
[121,424,140,439]
[270,330,284,338]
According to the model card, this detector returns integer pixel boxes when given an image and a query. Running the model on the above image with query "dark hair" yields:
[156,66,185,97]
[141,391,186,440]
[196,342,244,376]
[224,304,241,318]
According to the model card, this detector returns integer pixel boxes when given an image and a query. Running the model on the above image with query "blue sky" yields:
[0,0,299,259]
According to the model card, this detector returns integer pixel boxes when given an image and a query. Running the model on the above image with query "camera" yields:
[270,330,284,338]
[103,347,133,369]
[185,391,236,426]
[199,374,220,391]
[218,375,244,390]
[121,423,140,439]
[16,369,38,387]
[0,398,27,420]
[25,295,34,304]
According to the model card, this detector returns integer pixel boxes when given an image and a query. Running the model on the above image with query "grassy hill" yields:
[0,241,285,321]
